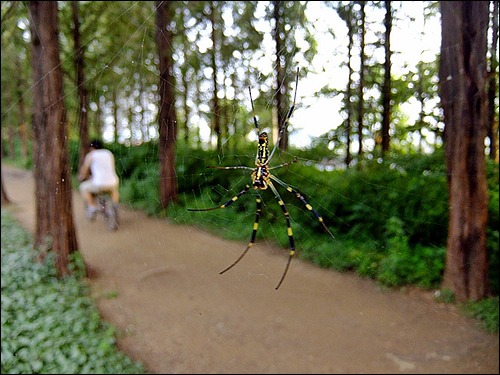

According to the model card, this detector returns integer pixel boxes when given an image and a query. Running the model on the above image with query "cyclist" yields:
[78,139,120,220]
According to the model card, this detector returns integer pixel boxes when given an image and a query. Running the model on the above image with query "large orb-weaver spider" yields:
[188,69,334,290]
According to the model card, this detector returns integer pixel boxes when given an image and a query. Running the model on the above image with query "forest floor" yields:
[2,163,499,374]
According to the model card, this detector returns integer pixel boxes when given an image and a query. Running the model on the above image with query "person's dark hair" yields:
[89,139,103,149]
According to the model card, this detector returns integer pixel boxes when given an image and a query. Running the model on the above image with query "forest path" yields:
[2,164,498,374]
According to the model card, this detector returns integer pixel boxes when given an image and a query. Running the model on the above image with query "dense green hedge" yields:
[67,140,499,294]
[1,211,146,374]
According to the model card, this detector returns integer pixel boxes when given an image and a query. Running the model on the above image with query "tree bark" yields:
[29,0,51,250]
[15,54,28,159]
[439,1,490,303]
[156,0,178,208]
[112,87,119,142]
[209,1,221,152]
[1,174,9,205]
[487,0,498,161]
[357,1,366,162]
[71,1,90,169]
[29,1,78,275]
[274,0,288,151]
[345,2,354,168]
[1,142,10,205]
[381,0,392,155]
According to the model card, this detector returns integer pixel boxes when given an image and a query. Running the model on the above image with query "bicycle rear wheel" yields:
[103,196,119,231]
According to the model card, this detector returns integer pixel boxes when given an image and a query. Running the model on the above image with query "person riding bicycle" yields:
[78,139,120,220]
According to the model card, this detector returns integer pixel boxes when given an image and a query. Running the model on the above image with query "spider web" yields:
[1,0,447,285]
[4,2,482,372]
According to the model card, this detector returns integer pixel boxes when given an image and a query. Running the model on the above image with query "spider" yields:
[188,69,334,289]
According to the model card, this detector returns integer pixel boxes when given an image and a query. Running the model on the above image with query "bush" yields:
[462,297,499,333]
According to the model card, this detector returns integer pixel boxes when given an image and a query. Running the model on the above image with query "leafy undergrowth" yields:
[0,210,146,374]
[462,297,500,334]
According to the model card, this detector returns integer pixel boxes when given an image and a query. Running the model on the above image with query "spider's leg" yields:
[220,193,262,275]
[268,180,295,290]
[207,166,253,171]
[270,175,335,239]
[187,184,250,212]
[269,68,299,161]
[269,156,299,170]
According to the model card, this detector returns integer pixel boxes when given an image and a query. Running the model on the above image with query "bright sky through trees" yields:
[288,1,442,149]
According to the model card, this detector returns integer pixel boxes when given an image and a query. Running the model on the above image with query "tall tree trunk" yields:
[345,3,353,168]
[210,1,221,152]
[357,1,366,163]
[7,125,15,160]
[439,1,490,303]
[1,174,9,205]
[94,98,103,138]
[182,69,190,144]
[112,87,119,142]
[15,54,28,159]
[1,142,10,205]
[417,61,426,153]
[156,0,178,207]
[274,0,288,151]
[381,0,392,155]
[487,0,498,161]
[30,0,51,250]
[29,1,78,275]
[71,1,90,169]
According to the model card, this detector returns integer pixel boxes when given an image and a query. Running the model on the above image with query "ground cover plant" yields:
[0,210,146,374]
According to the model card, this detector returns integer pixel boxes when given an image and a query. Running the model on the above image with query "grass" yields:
[0,210,146,374]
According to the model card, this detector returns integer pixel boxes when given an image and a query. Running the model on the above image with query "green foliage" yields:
[1,211,146,374]
[462,297,499,333]
[435,288,456,304]
[486,159,499,295]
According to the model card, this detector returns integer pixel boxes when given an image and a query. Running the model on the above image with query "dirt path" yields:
[2,164,498,374]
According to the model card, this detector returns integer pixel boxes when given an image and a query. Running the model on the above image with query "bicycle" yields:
[86,191,119,231]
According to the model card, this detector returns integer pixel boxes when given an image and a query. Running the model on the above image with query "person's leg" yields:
[80,181,98,220]
[110,186,119,204]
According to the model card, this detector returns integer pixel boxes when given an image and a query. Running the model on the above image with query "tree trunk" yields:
[182,69,190,144]
[210,1,221,152]
[487,0,498,161]
[274,0,288,151]
[29,1,78,276]
[112,87,119,142]
[345,3,354,168]
[357,1,366,162]
[29,1,51,250]
[1,174,9,205]
[156,0,178,208]
[1,142,10,205]
[381,0,392,155]
[16,54,28,159]
[71,1,90,169]
[417,61,426,153]
[439,1,490,303]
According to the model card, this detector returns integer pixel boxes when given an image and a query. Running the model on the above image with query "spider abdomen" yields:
[252,166,269,190]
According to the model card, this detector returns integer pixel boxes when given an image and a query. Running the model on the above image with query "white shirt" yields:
[83,149,119,187]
